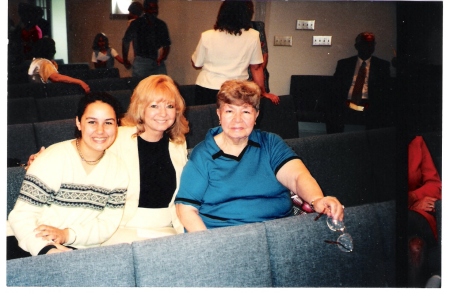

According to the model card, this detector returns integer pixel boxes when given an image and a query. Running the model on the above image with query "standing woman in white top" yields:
[91,33,125,69]
[191,0,279,105]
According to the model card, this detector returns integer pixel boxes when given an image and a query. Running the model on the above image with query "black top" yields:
[137,134,176,208]
[122,13,171,60]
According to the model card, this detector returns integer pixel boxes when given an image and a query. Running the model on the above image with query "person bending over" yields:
[28,37,90,93]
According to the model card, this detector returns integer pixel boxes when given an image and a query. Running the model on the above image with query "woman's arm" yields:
[8,200,54,256]
[276,159,344,221]
[409,137,441,201]
[175,204,207,232]
[66,201,126,246]
[114,55,125,64]
[111,48,125,64]
[249,64,279,104]
[48,72,90,93]
[25,146,46,170]
[157,46,170,66]
[262,53,269,70]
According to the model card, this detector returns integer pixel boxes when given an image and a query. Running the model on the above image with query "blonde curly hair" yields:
[122,75,189,144]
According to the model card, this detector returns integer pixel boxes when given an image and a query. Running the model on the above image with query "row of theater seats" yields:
[9,90,131,125]
[7,95,299,166]
[7,65,196,104]
[7,76,140,99]
[7,82,197,125]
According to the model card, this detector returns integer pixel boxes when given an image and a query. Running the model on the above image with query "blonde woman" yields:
[102,74,189,245]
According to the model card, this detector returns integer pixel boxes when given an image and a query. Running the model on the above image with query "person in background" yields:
[175,80,343,232]
[191,0,279,105]
[246,1,270,93]
[7,92,129,259]
[8,18,25,69]
[126,1,145,67]
[26,75,190,244]
[17,2,42,61]
[122,0,171,77]
[91,32,125,69]
[326,32,393,134]
[28,37,90,93]
[127,1,145,26]
[407,135,442,287]
[35,6,51,38]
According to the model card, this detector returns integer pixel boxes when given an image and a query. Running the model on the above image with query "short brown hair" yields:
[217,80,261,111]
[122,75,189,144]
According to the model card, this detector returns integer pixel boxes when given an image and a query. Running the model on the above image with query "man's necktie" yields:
[351,61,366,104]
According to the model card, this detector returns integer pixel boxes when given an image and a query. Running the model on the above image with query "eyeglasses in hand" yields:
[315,207,353,253]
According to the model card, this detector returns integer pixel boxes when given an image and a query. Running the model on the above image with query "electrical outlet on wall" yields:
[274,36,293,46]
[296,20,315,30]
[312,36,332,46]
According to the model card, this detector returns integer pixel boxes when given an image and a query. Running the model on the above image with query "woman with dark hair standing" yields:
[91,32,124,69]
[191,0,279,105]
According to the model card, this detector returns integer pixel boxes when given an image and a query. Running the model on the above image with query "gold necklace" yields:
[76,138,105,165]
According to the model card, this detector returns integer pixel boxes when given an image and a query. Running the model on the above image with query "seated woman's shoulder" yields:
[43,140,74,156]
[187,140,209,159]
[117,125,137,137]
[254,129,283,142]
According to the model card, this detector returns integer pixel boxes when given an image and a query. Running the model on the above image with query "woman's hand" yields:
[263,92,280,105]
[123,59,132,69]
[35,225,69,244]
[25,146,46,170]
[311,196,345,221]
[46,243,73,254]
[410,196,439,213]
[79,81,91,94]
[175,204,207,233]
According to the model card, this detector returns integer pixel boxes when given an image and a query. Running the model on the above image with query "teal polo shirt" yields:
[175,126,300,229]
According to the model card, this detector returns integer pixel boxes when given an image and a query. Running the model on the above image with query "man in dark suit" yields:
[326,32,393,133]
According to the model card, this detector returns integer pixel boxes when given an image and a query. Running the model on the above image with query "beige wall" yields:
[266,1,397,95]
[8,0,396,96]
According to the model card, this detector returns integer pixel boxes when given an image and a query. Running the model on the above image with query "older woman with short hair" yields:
[175,80,344,232]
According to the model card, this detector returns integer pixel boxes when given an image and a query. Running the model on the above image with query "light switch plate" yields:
[296,20,315,30]
[312,36,332,46]
[274,36,292,46]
